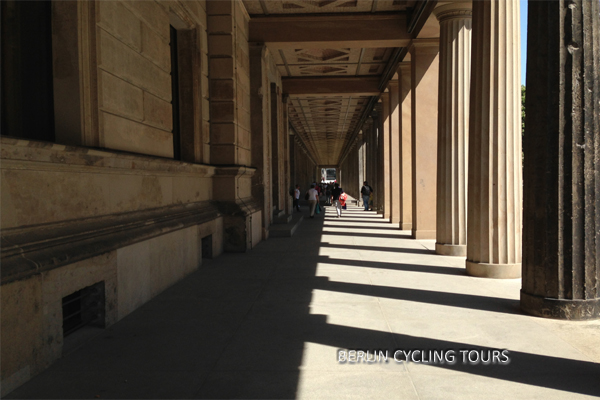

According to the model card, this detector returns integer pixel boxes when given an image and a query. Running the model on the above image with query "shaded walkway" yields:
[8,204,600,399]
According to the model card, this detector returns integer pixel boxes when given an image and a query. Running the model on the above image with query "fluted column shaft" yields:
[466,0,522,278]
[521,0,600,320]
[434,3,472,257]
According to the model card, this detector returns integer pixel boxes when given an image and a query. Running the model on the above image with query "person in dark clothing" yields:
[360,181,373,211]
[325,184,332,206]
[332,183,343,218]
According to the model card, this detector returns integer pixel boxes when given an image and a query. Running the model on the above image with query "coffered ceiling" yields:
[243,0,416,15]
[244,0,424,166]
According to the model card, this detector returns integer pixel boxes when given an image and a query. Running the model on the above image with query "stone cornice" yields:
[1,201,221,285]
[213,165,257,178]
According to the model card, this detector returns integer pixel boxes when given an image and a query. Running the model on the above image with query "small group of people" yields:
[291,180,373,218]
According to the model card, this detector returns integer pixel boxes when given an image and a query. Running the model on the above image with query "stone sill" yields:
[1,201,221,285]
[0,137,216,177]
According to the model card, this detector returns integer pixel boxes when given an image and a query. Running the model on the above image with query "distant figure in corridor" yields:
[360,181,373,211]
[293,184,301,212]
[307,184,319,218]
[332,183,343,218]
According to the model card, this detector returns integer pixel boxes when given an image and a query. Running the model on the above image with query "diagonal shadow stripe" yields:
[321,243,436,255]
[307,323,600,397]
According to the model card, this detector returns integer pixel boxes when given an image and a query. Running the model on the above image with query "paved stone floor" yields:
[7,202,600,399]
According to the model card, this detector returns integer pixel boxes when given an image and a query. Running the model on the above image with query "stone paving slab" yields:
[6,204,600,399]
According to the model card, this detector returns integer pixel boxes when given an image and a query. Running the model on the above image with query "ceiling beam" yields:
[249,14,411,49]
[282,77,381,97]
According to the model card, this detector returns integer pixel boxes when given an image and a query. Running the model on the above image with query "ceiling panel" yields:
[289,95,370,165]
[243,0,415,15]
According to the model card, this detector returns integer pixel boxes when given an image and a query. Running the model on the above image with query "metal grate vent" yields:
[62,281,105,338]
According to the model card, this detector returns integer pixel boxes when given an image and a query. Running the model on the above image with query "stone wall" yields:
[0,1,226,394]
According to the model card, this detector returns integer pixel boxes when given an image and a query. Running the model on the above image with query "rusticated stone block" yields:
[143,92,172,131]
[208,34,234,57]
[208,15,233,34]
[210,79,235,100]
[141,24,169,72]
[206,0,233,16]
[210,123,236,144]
[210,101,235,123]
[122,0,169,40]
[210,144,236,165]
[209,58,234,79]
[96,1,141,51]
[102,112,174,158]
[98,30,171,101]
[99,71,144,121]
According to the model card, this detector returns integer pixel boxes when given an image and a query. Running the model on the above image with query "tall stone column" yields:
[466,0,522,278]
[388,80,401,224]
[374,105,384,213]
[249,45,272,239]
[282,95,292,215]
[411,40,439,239]
[434,3,472,256]
[381,92,391,219]
[398,62,412,230]
[521,0,600,320]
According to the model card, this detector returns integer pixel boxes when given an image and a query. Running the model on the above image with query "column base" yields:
[520,291,600,320]
[465,260,521,279]
[391,217,400,224]
[411,230,436,240]
[400,223,412,230]
[435,243,466,257]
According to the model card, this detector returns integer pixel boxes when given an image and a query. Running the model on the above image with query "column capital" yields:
[387,80,399,89]
[410,38,439,50]
[397,61,411,73]
[433,2,472,23]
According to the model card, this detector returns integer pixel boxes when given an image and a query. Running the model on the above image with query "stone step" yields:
[273,214,293,224]
[269,213,304,238]
[272,209,285,219]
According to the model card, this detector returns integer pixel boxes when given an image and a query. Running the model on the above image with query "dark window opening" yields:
[202,235,213,259]
[1,0,55,141]
[170,25,181,160]
[62,281,105,338]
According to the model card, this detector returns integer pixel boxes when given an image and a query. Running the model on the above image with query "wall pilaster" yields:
[410,40,439,240]
[398,62,412,230]
[388,80,401,224]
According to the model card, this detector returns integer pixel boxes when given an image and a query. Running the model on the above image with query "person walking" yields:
[307,184,319,218]
[293,184,301,212]
[360,181,373,211]
[332,183,343,218]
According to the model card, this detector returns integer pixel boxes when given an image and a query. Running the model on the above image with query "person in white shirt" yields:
[293,184,301,212]
[307,184,319,218]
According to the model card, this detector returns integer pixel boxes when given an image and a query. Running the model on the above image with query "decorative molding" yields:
[1,201,221,285]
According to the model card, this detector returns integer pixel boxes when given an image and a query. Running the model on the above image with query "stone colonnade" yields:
[340,0,599,319]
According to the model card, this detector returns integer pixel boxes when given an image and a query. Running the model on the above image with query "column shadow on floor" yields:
[320,242,436,255]
[7,206,599,399]
[321,230,412,240]
[322,224,406,231]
